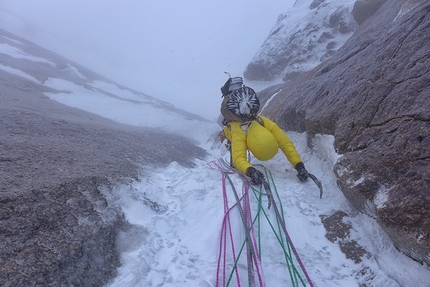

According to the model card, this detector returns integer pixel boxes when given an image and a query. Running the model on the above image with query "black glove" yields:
[246,167,265,185]
[295,162,309,182]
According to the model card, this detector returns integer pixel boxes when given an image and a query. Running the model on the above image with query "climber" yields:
[217,74,309,186]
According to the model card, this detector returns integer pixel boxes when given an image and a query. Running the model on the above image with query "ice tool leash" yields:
[209,158,314,287]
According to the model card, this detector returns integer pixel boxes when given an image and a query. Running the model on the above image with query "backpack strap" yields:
[238,115,264,135]
[240,122,251,135]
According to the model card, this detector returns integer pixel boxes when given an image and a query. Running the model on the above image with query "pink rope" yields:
[242,182,265,287]
[215,165,244,287]
[211,159,265,287]
[210,159,314,287]
[224,173,242,286]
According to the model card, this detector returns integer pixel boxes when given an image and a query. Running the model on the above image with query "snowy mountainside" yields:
[0,28,216,144]
[2,27,430,287]
[244,0,357,82]
[106,132,430,287]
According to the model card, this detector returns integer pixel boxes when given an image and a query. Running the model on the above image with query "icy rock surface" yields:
[244,0,357,82]
[261,0,430,265]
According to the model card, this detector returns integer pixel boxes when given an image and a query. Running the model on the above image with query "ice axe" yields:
[262,180,273,209]
[248,168,273,209]
[308,172,323,199]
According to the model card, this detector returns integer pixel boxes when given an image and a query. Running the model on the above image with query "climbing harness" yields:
[209,158,314,287]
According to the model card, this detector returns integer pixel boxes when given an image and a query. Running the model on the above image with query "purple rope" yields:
[233,160,313,287]
[216,172,243,287]
[211,159,266,287]
[242,181,265,287]
[209,160,314,287]
[225,175,242,287]
[210,159,314,286]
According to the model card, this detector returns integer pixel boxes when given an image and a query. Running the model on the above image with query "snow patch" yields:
[394,0,421,21]
[43,77,218,144]
[62,64,88,80]
[2,35,23,45]
[348,212,430,287]
[374,186,390,209]
[311,134,341,167]
[88,80,168,105]
[335,165,348,177]
[260,89,282,113]
[0,43,56,66]
[0,64,41,83]
[417,234,424,243]
[351,176,365,188]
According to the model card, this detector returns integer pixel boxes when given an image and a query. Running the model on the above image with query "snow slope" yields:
[0,36,215,145]
[104,132,430,287]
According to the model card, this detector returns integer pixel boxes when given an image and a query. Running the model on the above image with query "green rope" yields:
[220,161,311,287]
[248,185,305,287]
[222,172,251,287]
[223,172,265,287]
[255,165,309,287]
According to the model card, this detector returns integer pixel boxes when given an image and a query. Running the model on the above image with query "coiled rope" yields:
[209,158,314,287]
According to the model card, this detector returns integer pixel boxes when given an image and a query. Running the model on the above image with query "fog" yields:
[1,0,295,119]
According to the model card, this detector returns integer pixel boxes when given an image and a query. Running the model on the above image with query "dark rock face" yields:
[0,39,207,286]
[352,0,387,25]
[262,0,430,265]
[320,211,369,264]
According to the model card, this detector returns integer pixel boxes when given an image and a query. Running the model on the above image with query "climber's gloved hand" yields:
[295,162,309,182]
[246,167,265,185]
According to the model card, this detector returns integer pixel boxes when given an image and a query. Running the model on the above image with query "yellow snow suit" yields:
[223,116,303,175]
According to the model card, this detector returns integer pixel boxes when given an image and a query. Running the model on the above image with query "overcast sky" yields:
[2,0,295,119]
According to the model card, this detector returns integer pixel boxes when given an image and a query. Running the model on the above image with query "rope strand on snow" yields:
[211,160,265,287]
[209,158,314,287]
[256,165,314,287]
